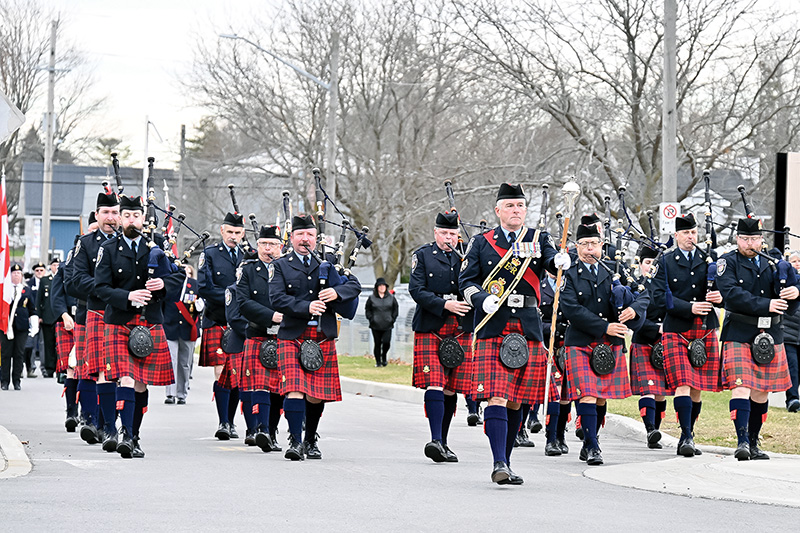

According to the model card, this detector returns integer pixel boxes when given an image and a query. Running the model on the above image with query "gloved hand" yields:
[483,294,500,314]
[194,298,205,312]
[554,252,571,270]
[29,316,40,337]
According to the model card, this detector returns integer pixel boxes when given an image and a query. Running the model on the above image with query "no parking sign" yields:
[659,202,680,234]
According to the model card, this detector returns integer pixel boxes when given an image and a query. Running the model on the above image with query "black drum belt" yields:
[728,313,781,327]
[505,294,538,308]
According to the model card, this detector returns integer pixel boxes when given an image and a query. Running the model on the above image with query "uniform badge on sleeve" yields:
[96,246,104,264]
[461,258,469,272]
[716,258,726,276]
[411,253,418,273]
[225,288,232,306]
[236,266,243,283]
[75,240,81,255]
[268,263,275,282]
[66,249,73,264]
[198,252,205,269]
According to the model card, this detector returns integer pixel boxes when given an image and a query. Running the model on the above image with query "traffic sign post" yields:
[659,202,680,235]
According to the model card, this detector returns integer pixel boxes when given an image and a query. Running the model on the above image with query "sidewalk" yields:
[341,376,800,508]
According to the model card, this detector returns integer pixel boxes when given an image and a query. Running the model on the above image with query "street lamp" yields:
[219,32,339,210]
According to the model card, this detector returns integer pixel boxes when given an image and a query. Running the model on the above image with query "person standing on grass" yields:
[365,277,398,367]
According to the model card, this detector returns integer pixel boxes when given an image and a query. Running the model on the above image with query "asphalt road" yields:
[1,369,796,532]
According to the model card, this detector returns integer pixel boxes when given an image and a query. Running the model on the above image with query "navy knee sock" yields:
[269,393,283,432]
[596,402,607,434]
[304,400,324,443]
[77,379,98,424]
[556,402,571,439]
[529,403,540,422]
[505,407,522,464]
[639,397,657,430]
[97,382,118,434]
[545,401,560,442]
[483,405,508,464]
[424,390,445,442]
[441,394,457,445]
[654,400,667,430]
[730,398,751,445]
[252,390,271,431]
[748,399,768,443]
[577,403,599,449]
[228,387,240,426]
[240,390,255,432]
[133,390,148,438]
[691,401,702,432]
[674,396,693,439]
[65,378,79,417]
[115,386,136,434]
[283,397,305,441]
[213,381,230,425]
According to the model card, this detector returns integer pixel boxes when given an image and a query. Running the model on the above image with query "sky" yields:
[35,0,269,169]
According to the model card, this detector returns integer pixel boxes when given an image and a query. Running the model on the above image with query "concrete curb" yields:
[604,412,735,456]
[0,425,32,479]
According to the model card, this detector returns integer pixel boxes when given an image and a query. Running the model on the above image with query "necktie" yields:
[304,256,310,268]
[230,249,237,264]
[131,240,137,256]
[688,251,693,263]
[591,264,597,278]
[753,256,760,268]
[508,231,516,244]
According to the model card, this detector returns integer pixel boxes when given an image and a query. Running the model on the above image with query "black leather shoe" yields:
[467,413,480,426]
[269,430,282,452]
[648,441,663,449]
[229,424,239,439]
[102,431,119,453]
[586,448,604,465]
[693,447,702,455]
[679,437,696,457]
[79,422,100,444]
[515,428,536,447]
[647,429,662,447]
[735,442,751,461]
[214,423,231,440]
[442,444,458,463]
[116,427,134,458]
[491,461,512,484]
[579,445,588,462]
[131,438,145,458]
[749,442,769,460]
[304,439,322,459]
[545,440,562,456]
[0,384,7,391]
[575,426,584,440]
[13,383,21,390]
[164,396,175,404]
[788,399,800,413]
[529,420,543,434]
[424,440,448,463]
[176,398,186,405]
[556,436,569,454]
[244,430,256,446]
[65,416,79,433]
[255,429,273,452]
[284,436,305,461]
[504,466,524,485]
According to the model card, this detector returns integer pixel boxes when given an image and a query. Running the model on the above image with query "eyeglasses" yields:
[737,236,762,243]
[577,240,602,248]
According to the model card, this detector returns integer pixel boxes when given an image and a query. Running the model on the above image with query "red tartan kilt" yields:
[563,338,632,401]
[103,318,175,386]
[55,322,75,373]
[73,325,88,380]
[629,342,674,396]
[662,317,721,392]
[412,316,473,394]
[218,350,244,389]
[84,310,107,375]
[198,324,226,367]
[721,342,791,392]
[239,337,281,392]
[278,327,341,402]
[470,319,559,404]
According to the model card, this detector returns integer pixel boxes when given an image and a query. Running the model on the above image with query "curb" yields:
[604,412,734,456]
[0,425,32,479]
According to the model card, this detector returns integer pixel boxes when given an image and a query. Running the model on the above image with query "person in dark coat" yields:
[365,277,398,367]
[36,259,60,377]
[1,265,36,390]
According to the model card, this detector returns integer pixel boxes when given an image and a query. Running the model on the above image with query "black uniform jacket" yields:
[631,275,665,345]
[94,236,170,325]
[67,229,116,312]
[651,248,719,333]
[198,241,243,328]
[560,259,649,347]
[236,258,280,338]
[7,284,36,332]
[459,226,558,341]
[223,283,247,353]
[162,275,200,341]
[36,273,58,325]
[268,252,361,341]
[409,242,474,333]
[716,250,800,344]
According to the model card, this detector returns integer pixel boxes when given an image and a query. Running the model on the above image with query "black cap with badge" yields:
[223,212,244,228]
[496,183,525,201]
[435,212,459,230]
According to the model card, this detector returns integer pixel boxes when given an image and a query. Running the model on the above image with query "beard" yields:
[123,225,141,239]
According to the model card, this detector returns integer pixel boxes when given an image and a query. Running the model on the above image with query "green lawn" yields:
[338,354,412,386]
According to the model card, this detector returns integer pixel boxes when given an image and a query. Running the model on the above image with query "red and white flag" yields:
[0,168,12,333]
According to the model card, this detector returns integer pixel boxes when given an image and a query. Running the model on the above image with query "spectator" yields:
[163,264,203,404]
[1,265,37,390]
[24,265,46,377]
[785,251,800,413]
[365,277,398,367]
[35,259,60,377]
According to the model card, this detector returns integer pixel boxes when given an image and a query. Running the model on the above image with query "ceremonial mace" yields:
[543,180,581,419]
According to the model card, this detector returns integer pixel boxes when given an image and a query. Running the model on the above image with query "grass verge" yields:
[338,354,412,386]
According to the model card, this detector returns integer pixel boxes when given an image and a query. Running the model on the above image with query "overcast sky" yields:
[36,0,269,168]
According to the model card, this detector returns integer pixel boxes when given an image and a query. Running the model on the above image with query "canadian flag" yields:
[0,169,11,334]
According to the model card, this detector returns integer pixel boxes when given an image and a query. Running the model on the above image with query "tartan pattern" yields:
[84,310,107,375]
[278,326,341,402]
[629,342,674,396]
[218,349,244,390]
[721,342,791,392]
[239,336,281,392]
[103,317,175,386]
[564,337,632,401]
[55,322,75,373]
[73,325,87,380]
[198,324,226,367]
[412,315,473,393]
[662,317,721,392]
[470,319,560,404]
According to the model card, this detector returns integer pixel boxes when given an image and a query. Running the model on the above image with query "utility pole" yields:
[142,115,149,197]
[179,124,186,254]
[326,31,339,210]
[662,0,677,204]
[40,20,57,264]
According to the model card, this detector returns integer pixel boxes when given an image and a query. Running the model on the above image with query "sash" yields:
[484,232,541,301]
[176,302,199,342]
